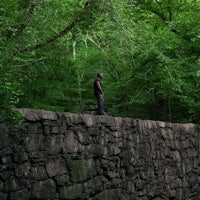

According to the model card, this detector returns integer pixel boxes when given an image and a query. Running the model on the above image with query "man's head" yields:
[97,73,103,79]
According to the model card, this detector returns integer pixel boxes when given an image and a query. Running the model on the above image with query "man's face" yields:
[99,73,103,79]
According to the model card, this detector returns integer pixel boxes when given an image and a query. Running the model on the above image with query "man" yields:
[94,73,106,115]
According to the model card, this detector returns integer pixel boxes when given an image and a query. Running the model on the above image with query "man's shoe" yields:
[99,112,107,115]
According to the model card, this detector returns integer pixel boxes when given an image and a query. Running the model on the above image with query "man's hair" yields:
[97,73,102,78]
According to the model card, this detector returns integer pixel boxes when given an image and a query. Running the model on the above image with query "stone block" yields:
[104,171,119,179]
[62,131,78,153]
[96,115,116,126]
[13,148,28,163]
[94,189,126,200]
[127,181,135,194]
[43,126,50,134]
[88,127,99,136]
[0,170,14,181]
[50,134,64,153]
[108,145,121,156]
[4,178,18,192]
[172,150,181,162]
[0,155,12,164]
[15,162,30,179]
[111,131,122,138]
[31,179,56,199]
[84,176,103,194]
[168,189,176,198]
[41,111,58,120]
[81,114,95,127]
[41,134,64,153]
[135,180,146,191]
[77,131,91,144]
[59,184,84,199]
[0,192,7,200]
[24,134,43,152]
[52,125,66,134]
[28,151,46,161]
[9,189,29,200]
[87,144,108,157]
[18,108,41,121]
[55,174,70,186]
[0,126,8,150]
[69,159,96,182]
[0,179,3,190]
[18,179,32,189]
[29,166,48,180]
[46,157,68,177]
[27,123,39,134]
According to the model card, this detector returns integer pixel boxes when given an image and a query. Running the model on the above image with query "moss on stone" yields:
[69,160,95,182]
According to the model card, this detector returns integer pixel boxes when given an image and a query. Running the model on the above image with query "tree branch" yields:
[18,1,90,54]
[16,57,47,67]
[167,0,173,21]
[155,0,163,10]
[16,0,36,51]
[151,0,167,21]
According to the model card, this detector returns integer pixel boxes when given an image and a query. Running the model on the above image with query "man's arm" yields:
[96,81,104,96]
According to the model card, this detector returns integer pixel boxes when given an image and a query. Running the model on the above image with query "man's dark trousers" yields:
[95,93,105,115]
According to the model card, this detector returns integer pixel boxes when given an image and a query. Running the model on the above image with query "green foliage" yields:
[0,0,200,125]
[0,69,24,128]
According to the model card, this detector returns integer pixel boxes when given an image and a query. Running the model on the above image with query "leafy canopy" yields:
[0,0,200,125]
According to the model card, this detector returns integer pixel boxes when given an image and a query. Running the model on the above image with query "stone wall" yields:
[0,108,199,200]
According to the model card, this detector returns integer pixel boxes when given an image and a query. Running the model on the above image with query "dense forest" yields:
[0,0,200,126]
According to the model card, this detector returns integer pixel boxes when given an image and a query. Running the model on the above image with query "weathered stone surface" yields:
[15,162,30,179]
[19,108,58,121]
[45,134,64,153]
[59,184,84,199]
[0,125,8,150]
[0,109,199,200]
[109,145,121,155]
[127,181,135,194]
[9,189,29,200]
[4,178,18,192]
[84,176,103,194]
[94,189,125,200]
[13,148,28,163]
[0,192,7,200]
[81,114,95,127]
[87,144,108,157]
[31,179,56,199]
[77,131,91,144]
[62,131,78,153]
[27,122,40,134]
[69,159,96,182]
[29,166,48,180]
[23,134,43,152]
[0,171,14,181]
[55,174,70,186]
[46,157,67,177]
[87,127,99,136]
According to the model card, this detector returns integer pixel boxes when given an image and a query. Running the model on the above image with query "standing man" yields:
[94,73,106,115]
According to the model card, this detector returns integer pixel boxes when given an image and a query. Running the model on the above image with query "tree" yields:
[0,0,200,125]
